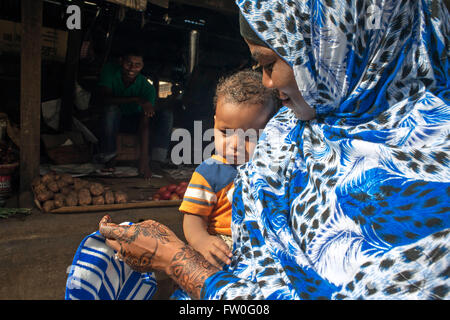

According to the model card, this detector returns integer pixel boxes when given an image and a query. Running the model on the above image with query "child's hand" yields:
[192,235,232,269]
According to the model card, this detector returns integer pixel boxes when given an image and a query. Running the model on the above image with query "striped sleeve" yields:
[179,171,217,216]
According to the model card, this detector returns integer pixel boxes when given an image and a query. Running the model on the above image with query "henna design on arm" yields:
[112,221,171,244]
[167,245,219,299]
[118,241,158,273]
[100,216,219,298]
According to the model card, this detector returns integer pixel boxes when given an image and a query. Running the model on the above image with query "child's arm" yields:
[183,213,232,269]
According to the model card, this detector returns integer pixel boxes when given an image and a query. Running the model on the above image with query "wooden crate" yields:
[116,133,140,161]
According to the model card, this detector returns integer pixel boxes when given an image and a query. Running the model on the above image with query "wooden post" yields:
[19,0,42,207]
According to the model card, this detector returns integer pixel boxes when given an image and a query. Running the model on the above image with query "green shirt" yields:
[98,62,156,115]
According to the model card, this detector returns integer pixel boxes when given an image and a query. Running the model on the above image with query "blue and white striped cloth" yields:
[65,224,157,300]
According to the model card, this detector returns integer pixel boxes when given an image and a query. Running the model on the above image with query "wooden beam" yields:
[20,0,42,207]
[171,0,238,14]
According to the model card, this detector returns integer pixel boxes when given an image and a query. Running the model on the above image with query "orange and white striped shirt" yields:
[179,154,237,236]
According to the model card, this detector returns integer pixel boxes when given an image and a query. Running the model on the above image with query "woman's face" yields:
[246,40,315,120]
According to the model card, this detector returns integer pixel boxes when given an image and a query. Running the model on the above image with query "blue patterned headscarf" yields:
[200,0,449,300]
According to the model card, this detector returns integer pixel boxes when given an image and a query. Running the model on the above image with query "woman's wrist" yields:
[165,244,219,299]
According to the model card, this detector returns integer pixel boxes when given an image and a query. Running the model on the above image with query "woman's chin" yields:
[283,100,316,121]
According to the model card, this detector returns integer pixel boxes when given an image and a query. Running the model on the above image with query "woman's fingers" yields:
[99,215,129,240]
[99,214,111,227]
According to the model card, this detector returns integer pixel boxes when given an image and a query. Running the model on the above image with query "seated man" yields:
[95,47,155,178]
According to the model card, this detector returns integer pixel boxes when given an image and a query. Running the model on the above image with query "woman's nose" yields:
[262,70,274,88]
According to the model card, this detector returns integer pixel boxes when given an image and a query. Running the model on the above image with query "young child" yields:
[179,69,279,268]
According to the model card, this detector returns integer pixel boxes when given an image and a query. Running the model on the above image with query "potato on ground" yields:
[36,189,54,202]
[92,195,105,205]
[56,179,68,189]
[41,173,54,185]
[60,186,72,195]
[104,190,115,204]
[60,173,74,185]
[66,192,78,206]
[43,200,55,212]
[54,193,66,208]
[89,182,104,196]
[114,191,128,204]
[74,178,89,191]
[34,183,47,195]
[78,188,92,206]
[47,180,59,193]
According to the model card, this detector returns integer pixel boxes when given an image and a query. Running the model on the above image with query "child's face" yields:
[214,97,271,165]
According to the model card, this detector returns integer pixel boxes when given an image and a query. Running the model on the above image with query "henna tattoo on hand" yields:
[167,245,219,299]
[112,221,171,244]
[100,216,219,297]
[119,241,158,273]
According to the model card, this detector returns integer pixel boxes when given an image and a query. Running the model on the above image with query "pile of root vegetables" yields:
[151,181,188,201]
[32,172,127,212]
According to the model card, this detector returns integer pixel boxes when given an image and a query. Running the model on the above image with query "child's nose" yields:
[230,135,239,150]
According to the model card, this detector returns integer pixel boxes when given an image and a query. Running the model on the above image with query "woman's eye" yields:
[263,62,274,72]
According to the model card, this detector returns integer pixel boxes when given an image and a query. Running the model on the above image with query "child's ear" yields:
[214,115,216,121]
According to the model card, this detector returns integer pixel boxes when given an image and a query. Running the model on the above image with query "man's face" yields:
[120,55,144,82]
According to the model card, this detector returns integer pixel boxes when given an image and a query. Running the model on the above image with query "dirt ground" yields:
[0,175,188,300]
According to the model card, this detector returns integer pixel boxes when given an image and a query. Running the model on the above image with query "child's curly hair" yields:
[213,69,280,116]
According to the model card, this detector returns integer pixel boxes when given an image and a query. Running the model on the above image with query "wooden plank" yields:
[49,200,182,214]
[19,0,42,207]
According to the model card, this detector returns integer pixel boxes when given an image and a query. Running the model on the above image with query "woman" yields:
[97,0,449,300]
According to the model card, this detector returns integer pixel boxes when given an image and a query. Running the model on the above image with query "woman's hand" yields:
[99,215,184,273]
[99,215,219,299]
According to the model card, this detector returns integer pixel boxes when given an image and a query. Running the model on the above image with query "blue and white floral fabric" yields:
[200,0,449,299]
[65,225,157,300]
